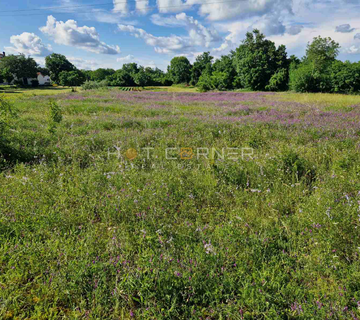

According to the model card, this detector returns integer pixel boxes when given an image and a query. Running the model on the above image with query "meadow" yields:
[1,88,360,319]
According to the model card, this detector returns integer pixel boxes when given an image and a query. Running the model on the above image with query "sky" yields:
[1,0,360,71]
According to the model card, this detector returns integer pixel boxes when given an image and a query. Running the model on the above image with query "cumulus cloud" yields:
[116,54,136,62]
[68,57,99,70]
[335,24,355,33]
[119,13,221,54]
[187,0,292,21]
[113,0,128,14]
[116,54,158,68]
[40,15,121,54]
[5,32,52,56]
[252,14,286,36]
[156,0,187,13]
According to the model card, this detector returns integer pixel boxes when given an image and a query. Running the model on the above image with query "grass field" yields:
[1,88,360,319]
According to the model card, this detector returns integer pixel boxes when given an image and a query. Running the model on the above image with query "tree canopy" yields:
[45,53,75,84]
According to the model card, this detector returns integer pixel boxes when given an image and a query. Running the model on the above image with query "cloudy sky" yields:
[1,0,360,70]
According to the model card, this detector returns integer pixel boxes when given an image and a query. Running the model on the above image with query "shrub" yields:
[289,62,331,92]
[81,80,108,90]
[48,100,62,133]
[266,68,289,91]
[0,95,17,138]
[330,60,360,93]
[197,73,214,92]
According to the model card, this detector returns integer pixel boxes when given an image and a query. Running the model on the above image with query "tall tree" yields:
[59,70,86,87]
[190,52,213,85]
[233,29,287,91]
[168,56,192,84]
[90,68,115,81]
[45,53,74,84]
[0,54,38,85]
[212,54,238,89]
[306,36,340,69]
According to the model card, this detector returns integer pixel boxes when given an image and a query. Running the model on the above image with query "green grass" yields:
[1,88,360,319]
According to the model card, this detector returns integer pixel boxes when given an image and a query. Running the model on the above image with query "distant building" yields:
[0,51,5,59]
[36,72,51,85]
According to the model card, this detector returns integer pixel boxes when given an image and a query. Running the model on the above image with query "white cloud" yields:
[119,13,220,54]
[116,54,158,68]
[40,15,121,54]
[187,0,292,22]
[113,0,128,14]
[68,57,99,70]
[5,32,52,56]
[252,14,286,36]
[156,0,187,13]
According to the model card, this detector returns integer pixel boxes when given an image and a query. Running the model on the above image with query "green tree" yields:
[134,67,151,87]
[45,53,75,84]
[0,67,14,84]
[168,56,192,84]
[37,67,50,76]
[233,29,287,91]
[306,36,340,70]
[330,60,360,93]
[290,36,340,93]
[190,52,213,85]
[0,54,38,85]
[213,54,238,89]
[107,69,134,86]
[59,70,85,87]
[90,68,115,82]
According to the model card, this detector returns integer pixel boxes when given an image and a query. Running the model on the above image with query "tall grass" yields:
[1,89,360,319]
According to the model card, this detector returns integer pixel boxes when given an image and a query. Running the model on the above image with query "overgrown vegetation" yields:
[1,89,360,318]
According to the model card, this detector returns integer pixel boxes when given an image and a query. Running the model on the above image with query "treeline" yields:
[1,29,360,93]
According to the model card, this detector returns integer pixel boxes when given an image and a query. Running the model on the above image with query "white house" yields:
[36,72,51,85]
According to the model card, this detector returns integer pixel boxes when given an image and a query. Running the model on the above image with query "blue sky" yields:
[1,0,360,71]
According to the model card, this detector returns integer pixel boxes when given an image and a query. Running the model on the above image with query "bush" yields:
[266,68,288,91]
[330,60,360,93]
[81,80,108,90]
[48,100,62,133]
[289,62,331,92]
[0,95,17,138]
[197,73,214,92]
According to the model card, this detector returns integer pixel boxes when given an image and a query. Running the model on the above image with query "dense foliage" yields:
[45,53,75,84]
[0,54,38,85]
[1,30,360,93]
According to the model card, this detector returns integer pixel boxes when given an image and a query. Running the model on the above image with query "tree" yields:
[0,67,14,84]
[45,53,75,84]
[168,56,192,84]
[90,68,115,82]
[190,52,213,85]
[233,29,287,91]
[107,69,134,86]
[330,60,360,93]
[213,54,238,89]
[122,63,139,77]
[37,67,50,76]
[59,70,85,87]
[134,67,151,87]
[290,36,340,93]
[306,36,340,70]
[0,54,38,85]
